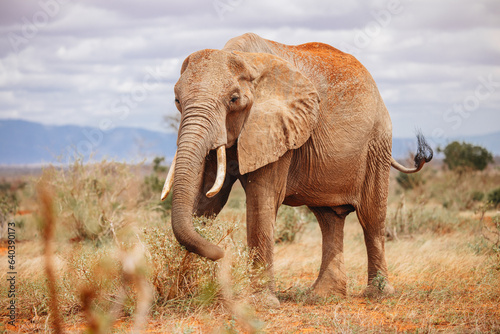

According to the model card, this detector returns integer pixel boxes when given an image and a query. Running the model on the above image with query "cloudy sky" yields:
[0,0,499,139]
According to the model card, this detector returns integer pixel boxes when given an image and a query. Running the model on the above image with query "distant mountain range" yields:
[0,119,499,165]
[0,119,177,165]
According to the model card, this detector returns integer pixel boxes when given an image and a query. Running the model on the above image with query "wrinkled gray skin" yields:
[169,33,432,307]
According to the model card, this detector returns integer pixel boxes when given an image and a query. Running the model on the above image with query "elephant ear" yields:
[234,51,320,174]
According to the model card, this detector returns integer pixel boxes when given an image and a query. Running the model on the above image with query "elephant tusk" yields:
[161,152,177,201]
[206,146,226,198]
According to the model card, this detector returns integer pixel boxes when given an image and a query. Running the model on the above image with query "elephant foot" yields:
[363,281,395,298]
[312,271,347,298]
[312,281,347,298]
[251,290,280,310]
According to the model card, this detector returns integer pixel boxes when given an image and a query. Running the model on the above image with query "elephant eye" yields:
[175,98,180,104]
[230,94,239,103]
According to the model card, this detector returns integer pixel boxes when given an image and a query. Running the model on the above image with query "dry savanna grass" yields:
[0,159,499,333]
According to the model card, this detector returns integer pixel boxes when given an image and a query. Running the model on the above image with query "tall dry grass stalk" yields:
[37,172,63,334]
[121,244,153,334]
[76,243,153,334]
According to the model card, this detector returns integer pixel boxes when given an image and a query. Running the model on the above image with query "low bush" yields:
[43,160,143,242]
[396,172,424,190]
[144,215,256,313]
[470,191,485,202]
[386,197,472,237]
[488,188,500,208]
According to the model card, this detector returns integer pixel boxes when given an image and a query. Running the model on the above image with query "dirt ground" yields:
[1,164,499,333]
[3,213,500,333]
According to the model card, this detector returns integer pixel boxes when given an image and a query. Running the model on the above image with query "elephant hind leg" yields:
[310,205,354,297]
[356,212,396,297]
[356,139,395,297]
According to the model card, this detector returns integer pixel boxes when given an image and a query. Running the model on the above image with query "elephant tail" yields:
[391,131,433,174]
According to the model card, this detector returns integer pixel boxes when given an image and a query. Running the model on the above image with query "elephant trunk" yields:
[170,115,225,261]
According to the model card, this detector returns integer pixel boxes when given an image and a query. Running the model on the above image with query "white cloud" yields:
[0,0,499,138]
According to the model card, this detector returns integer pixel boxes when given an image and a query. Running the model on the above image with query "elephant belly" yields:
[284,148,365,208]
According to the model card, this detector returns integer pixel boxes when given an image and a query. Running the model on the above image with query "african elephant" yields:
[161,33,432,306]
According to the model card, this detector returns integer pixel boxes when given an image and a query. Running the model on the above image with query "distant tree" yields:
[439,141,493,172]
[152,156,167,174]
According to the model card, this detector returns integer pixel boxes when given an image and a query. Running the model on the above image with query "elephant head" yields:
[161,49,320,260]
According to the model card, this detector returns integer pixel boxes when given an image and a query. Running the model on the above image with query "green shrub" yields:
[470,191,485,202]
[439,141,493,172]
[488,188,500,208]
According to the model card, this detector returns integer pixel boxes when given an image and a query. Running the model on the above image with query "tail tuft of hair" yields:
[414,130,433,168]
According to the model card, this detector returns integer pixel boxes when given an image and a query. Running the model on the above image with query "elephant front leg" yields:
[242,158,290,309]
[246,199,276,287]
[245,186,281,309]
[310,206,351,297]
